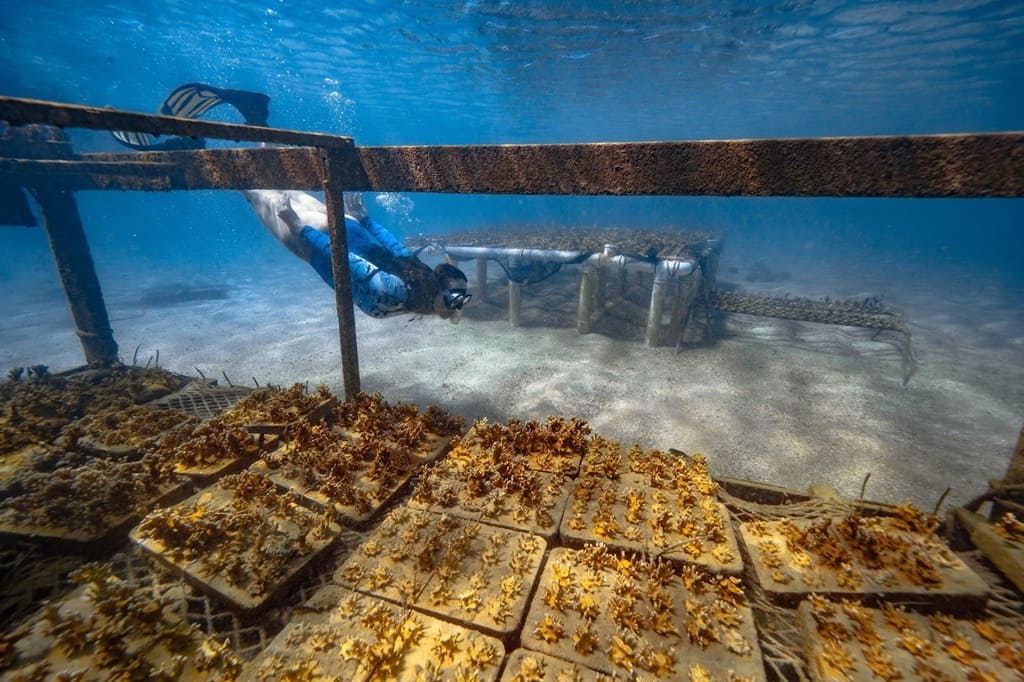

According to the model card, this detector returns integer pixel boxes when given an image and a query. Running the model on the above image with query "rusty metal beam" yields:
[356,135,1024,197]
[0,96,353,149]
[2,98,1022,198]
[0,148,343,191]
[1,135,1019,198]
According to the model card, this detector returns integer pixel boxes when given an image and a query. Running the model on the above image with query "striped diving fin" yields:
[111,82,270,150]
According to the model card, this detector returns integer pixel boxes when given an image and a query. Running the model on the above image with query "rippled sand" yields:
[2,247,1021,514]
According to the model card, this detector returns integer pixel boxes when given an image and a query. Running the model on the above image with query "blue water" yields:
[1,0,1023,337]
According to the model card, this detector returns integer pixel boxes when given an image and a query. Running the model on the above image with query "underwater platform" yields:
[2,96,1023,679]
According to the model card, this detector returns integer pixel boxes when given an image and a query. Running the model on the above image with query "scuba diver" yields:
[111,83,471,320]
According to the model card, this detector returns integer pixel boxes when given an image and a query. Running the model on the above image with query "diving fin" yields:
[111,82,270,151]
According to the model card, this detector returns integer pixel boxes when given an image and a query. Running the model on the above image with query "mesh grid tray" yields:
[147,381,252,421]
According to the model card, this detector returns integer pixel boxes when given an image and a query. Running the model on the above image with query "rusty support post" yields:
[29,184,118,364]
[1001,421,1024,486]
[322,149,360,399]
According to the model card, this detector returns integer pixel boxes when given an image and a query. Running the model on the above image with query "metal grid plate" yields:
[147,381,252,421]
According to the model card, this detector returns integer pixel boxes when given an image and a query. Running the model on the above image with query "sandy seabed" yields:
[2,246,1022,515]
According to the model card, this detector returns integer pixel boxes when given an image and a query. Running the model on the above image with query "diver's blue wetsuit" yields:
[299,215,415,318]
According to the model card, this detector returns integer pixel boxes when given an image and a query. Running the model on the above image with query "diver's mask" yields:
[433,262,471,320]
[443,287,472,312]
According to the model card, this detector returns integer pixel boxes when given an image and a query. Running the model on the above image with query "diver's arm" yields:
[298,227,409,317]
[344,192,410,256]
[360,216,413,259]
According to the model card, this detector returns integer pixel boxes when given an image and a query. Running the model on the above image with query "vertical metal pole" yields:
[594,265,607,310]
[475,258,488,303]
[321,149,361,399]
[1001,421,1024,486]
[577,265,596,334]
[509,282,522,327]
[29,185,119,364]
[670,271,700,351]
[645,262,668,347]
[507,255,521,326]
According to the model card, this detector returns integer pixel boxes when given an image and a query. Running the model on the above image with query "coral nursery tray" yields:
[250,457,412,527]
[409,464,572,541]
[68,404,201,459]
[131,471,340,614]
[243,585,505,682]
[211,383,335,436]
[330,392,465,465]
[0,445,51,497]
[560,473,743,574]
[249,420,420,526]
[739,511,989,608]
[450,416,591,476]
[154,420,265,486]
[1,563,242,681]
[500,649,610,681]
[0,455,191,552]
[581,436,723,497]
[521,546,766,680]
[334,507,546,638]
[331,430,453,466]
[798,595,1024,681]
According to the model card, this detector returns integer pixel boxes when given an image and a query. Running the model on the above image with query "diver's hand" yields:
[277,197,303,233]
[343,192,370,225]
[299,226,335,288]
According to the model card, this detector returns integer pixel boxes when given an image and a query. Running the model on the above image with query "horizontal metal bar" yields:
[0,147,361,191]
[0,96,353,149]
[1,95,1021,197]
[357,134,1024,197]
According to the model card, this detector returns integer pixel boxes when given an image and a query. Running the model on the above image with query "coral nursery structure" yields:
[0,452,187,543]
[739,507,989,606]
[335,507,546,637]
[409,417,580,539]
[520,545,765,680]
[799,594,1024,681]
[0,562,241,680]
[249,584,504,681]
[0,389,1018,681]
[253,391,465,523]
[132,470,340,611]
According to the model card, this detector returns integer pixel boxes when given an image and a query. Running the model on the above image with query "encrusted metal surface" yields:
[707,291,906,332]
[410,225,717,259]
[0,96,353,149]
[358,135,1024,197]
[0,147,339,192]
[2,97,1022,197]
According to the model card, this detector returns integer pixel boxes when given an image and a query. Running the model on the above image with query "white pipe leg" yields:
[475,257,488,303]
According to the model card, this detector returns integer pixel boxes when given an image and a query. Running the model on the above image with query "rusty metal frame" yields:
[2,95,1023,399]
